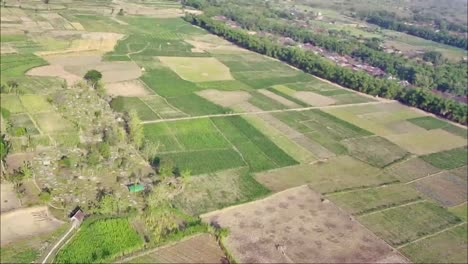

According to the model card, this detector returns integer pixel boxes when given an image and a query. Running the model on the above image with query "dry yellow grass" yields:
[159,57,234,82]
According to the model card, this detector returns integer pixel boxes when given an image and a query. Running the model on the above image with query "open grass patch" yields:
[212,116,298,172]
[386,157,441,182]
[157,149,245,175]
[140,67,199,97]
[158,57,233,82]
[144,123,183,152]
[342,136,408,168]
[140,96,186,119]
[0,94,25,114]
[448,204,467,222]
[8,113,40,136]
[408,116,451,130]
[174,167,270,215]
[19,95,54,113]
[256,155,397,193]
[421,147,468,170]
[110,96,158,121]
[358,202,462,247]
[1,54,46,79]
[55,218,144,263]
[196,80,253,91]
[233,71,315,89]
[166,94,228,116]
[33,112,74,133]
[327,184,421,215]
[399,223,467,264]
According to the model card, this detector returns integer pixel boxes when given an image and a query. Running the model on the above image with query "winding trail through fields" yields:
[142,100,396,124]
[41,225,75,264]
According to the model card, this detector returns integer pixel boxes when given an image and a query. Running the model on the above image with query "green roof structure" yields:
[128,184,145,193]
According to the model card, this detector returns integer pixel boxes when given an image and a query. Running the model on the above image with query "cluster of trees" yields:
[184,2,467,97]
[365,13,467,50]
[185,14,467,124]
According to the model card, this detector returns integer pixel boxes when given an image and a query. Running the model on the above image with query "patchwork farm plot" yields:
[1,0,467,263]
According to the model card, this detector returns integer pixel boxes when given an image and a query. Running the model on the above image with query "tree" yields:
[422,51,444,65]
[126,110,144,149]
[83,70,102,87]
[117,8,124,16]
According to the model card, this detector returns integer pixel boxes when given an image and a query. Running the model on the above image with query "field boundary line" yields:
[397,222,466,249]
[116,233,206,263]
[358,199,424,217]
[158,147,232,155]
[324,181,402,196]
[209,119,248,167]
[138,97,163,119]
[142,100,396,124]
[405,170,446,185]
[138,80,189,117]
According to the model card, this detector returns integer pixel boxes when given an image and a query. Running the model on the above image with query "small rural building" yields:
[128,184,145,193]
[70,209,85,228]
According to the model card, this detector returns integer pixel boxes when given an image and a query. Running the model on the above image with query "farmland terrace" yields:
[0,0,466,263]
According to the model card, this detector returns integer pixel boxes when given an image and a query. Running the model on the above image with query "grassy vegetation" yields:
[174,167,270,215]
[0,247,39,264]
[328,184,421,215]
[1,94,26,114]
[55,218,144,263]
[167,94,228,116]
[273,109,373,155]
[255,155,397,193]
[387,158,441,182]
[19,95,54,113]
[358,202,462,246]
[212,116,298,172]
[448,204,468,222]
[400,224,467,263]
[110,97,158,121]
[158,149,245,175]
[407,116,452,130]
[421,147,468,170]
[140,67,199,97]
[0,54,47,80]
[343,136,409,168]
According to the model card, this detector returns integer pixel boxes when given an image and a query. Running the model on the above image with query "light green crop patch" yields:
[158,56,234,82]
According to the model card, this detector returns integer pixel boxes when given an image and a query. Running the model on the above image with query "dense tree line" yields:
[183,2,467,97]
[365,13,467,50]
[184,14,467,124]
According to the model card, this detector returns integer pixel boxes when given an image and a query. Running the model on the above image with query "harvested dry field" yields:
[0,184,21,213]
[106,80,150,97]
[202,185,408,263]
[122,234,226,263]
[0,206,63,246]
[27,65,82,85]
[197,89,251,108]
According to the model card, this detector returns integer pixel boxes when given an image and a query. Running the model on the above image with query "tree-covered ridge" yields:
[184,14,467,124]
[182,1,467,98]
[364,13,467,50]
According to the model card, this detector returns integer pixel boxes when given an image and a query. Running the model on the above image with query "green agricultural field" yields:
[242,114,316,163]
[8,113,40,136]
[140,67,199,97]
[386,129,467,155]
[408,116,452,130]
[342,136,408,168]
[110,97,158,121]
[55,218,144,263]
[33,112,74,133]
[449,204,468,221]
[400,224,467,263]
[274,109,373,155]
[19,95,54,113]
[158,57,233,82]
[196,80,253,91]
[358,202,462,246]
[256,155,397,194]
[140,96,187,119]
[327,184,421,215]
[174,167,270,215]
[387,157,441,182]
[166,94,227,116]
[0,54,47,80]
[144,122,184,152]
[1,94,25,114]
[212,116,298,172]
[248,91,289,111]
[421,147,468,170]
[157,149,245,175]
[165,119,231,151]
